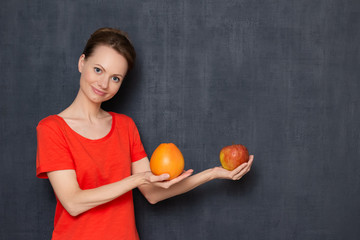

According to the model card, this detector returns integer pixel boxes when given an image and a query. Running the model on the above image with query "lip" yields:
[91,86,106,96]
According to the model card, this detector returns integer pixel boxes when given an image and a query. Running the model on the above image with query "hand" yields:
[213,155,254,180]
[143,169,194,189]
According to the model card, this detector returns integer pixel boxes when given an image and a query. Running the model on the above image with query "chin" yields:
[92,95,115,104]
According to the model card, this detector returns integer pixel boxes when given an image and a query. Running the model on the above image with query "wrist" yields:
[209,167,221,180]
[130,172,147,187]
[200,167,217,181]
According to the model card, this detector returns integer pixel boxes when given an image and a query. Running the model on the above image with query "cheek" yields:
[110,83,121,95]
[81,71,94,83]
[104,83,121,99]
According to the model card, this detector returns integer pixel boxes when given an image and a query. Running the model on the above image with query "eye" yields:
[112,76,121,82]
[94,67,102,74]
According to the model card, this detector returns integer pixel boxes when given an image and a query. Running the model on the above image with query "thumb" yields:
[156,173,170,181]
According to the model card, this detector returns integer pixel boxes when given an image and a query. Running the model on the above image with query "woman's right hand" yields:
[142,169,194,189]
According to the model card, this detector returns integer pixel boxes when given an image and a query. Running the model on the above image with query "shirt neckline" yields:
[54,111,116,142]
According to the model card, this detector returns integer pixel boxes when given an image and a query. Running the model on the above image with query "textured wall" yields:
[1,0,359,239]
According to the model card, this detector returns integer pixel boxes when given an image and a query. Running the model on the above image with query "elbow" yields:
[68,209,81,217]
[62,202,83,217]
[147,198,159,205]
[145,194,159,205]
[142,192,160,205]
[139,186,163,205]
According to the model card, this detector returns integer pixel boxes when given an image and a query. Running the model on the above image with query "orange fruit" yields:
[150,143,184,180]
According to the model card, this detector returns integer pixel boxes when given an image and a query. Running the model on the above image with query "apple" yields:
[219,144,249,171]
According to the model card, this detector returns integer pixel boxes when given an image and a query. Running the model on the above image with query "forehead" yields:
[87,45,128,73]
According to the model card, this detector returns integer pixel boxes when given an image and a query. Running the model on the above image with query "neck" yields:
[67,89,105,121]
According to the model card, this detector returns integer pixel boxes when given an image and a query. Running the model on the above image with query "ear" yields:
[78,54,86,73]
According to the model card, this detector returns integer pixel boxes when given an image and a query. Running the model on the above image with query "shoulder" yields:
[109,112,142,134]
[37,115,65,132]
[110,112,136,125]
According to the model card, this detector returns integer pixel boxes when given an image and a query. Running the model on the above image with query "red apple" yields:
[219,144,249,171]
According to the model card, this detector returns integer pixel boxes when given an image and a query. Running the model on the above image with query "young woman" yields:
[36,27,254,240]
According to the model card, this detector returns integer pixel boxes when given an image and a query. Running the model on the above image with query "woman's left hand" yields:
[212,155,254,180]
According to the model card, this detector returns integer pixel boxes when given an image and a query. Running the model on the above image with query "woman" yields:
[36,27,254,240]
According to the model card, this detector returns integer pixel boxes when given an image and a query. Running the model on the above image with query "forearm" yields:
[48,170,145,216]
[140,168,216,204]
[73,175,143,214]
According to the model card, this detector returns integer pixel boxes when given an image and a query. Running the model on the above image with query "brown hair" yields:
[82,27,136,70]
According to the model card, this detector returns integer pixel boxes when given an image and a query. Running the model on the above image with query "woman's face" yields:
[78,45,128,104]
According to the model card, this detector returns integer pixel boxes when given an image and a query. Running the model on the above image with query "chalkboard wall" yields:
[1,0,359,239]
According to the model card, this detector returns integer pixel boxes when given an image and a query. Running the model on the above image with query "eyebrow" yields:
[95,64,125,78]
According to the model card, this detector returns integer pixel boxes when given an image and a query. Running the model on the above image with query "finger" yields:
[232,171,246,180]
[162,170,193,188]
[177,169,194,178]
[227,156,254,180]
[169,169,194,183]
[233,163,251,178]
[154,170,193,189]
[182,169,194,177]
[247,155,254,170]
[240,155,253,174]
[233,165,251,180]
[226,163,245,179]
[151,173,170,182]
[232,162,248,174]
[249,155,254,164]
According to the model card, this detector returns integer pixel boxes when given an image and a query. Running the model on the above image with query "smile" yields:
[91,87,106,96]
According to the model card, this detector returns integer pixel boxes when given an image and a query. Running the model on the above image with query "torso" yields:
[57,110,113,140]
[36,112,143,239]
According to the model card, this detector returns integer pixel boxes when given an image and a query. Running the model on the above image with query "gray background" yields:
[1,0,360,239]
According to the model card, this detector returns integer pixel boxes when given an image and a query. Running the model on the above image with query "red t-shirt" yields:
[36,112,147,240]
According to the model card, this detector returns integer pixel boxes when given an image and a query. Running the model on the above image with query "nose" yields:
[97,76,109,89]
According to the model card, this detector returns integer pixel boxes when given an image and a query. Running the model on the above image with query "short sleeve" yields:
[128,119,147,162]
[36,121,75,179]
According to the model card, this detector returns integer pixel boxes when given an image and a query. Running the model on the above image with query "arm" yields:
[47,169,170,217]
[48,155,253,216]
[132,155,254,204]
